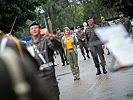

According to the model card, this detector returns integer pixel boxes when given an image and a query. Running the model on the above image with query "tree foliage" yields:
[0,0,47,33]
[100,0,133,17]
[44,0,117,31]
[0,0,118,38]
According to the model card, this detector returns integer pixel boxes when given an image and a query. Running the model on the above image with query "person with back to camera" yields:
[0,34,55,100]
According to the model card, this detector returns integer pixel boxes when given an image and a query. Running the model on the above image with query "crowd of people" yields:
[0,12,132,100]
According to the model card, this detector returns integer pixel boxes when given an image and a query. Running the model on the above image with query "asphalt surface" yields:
[54,48,133,100]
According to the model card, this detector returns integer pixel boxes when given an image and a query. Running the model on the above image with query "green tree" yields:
[100,0,133,17]
[0,0,48,34]
[43,0,117,31]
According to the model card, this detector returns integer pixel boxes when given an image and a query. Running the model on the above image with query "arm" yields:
[85,28,90,42]
[128,20,132,32]
[46,34,62,50]
[83,32,87,41]
[73,35,77,48]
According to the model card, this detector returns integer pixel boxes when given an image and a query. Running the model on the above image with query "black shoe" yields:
[96,68,101,75]
[87,55,90,59]
[74,77,77,80]
[103,70,107,74]
[66,62,69,65]
[53,64,57,66]
[107,52,110,55]
[77,77,80,80]
[62,63,65,66]
[102,66,107,74]
[84,57,86,60]
[74,77,80,81]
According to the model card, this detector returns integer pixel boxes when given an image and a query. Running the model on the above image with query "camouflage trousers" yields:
[66,49,80,79]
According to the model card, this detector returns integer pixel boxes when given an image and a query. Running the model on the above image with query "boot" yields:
[62,63,65,66]
[96,67,101,75]
[102,66,107,74]
[66,61,69,65]
[87,54,90,59]
[83,55,86,60]
[107,51,110,55]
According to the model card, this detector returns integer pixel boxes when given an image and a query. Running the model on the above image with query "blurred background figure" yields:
[100,16,110,55]
[76,26,90,60]
[117,12,132,36]
[55,28,69,66]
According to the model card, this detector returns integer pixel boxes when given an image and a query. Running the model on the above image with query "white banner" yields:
[95,24,133,66]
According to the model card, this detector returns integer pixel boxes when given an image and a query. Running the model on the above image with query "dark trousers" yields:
[58,47,68,64]
[39,66,60,100]
[78,41,89,56]
[90,45,106,68]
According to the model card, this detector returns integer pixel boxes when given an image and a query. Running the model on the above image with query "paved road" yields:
[54,48,133,100]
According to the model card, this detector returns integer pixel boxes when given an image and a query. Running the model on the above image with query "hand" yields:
[82,38,85,41]
[102,45,105,49]
[48,34,54,40]
[88,48,91,51]
[6,33,12,37]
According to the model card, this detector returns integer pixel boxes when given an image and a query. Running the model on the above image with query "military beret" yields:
[86,16,93,21]
[119,12,124,15]
[77,26,81,28]
[28,21,40,28]
[56,28,60,31]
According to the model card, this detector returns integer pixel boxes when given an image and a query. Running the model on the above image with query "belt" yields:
[67,48,73,50]
[40,62,53,70]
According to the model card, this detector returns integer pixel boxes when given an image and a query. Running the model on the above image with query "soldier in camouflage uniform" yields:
[27,22,60,100]
[76,26,90,60]
[117,12,132,36]
[85,17,107,75]
[100,17,110,55]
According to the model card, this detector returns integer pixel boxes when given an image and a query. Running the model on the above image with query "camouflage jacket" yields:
[117,18,132,33]
[61,35,77,55]
[27,36,55,65]
[76,31,87,42]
